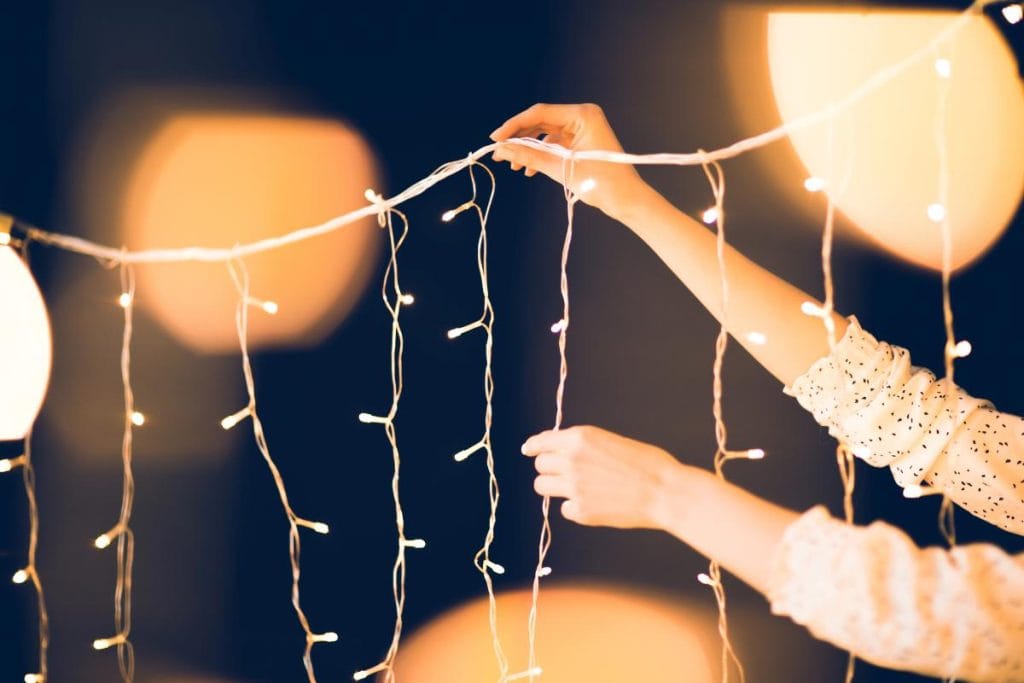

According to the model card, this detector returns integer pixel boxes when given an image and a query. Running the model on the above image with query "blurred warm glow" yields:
[765,10,1023,271]
[391,584,714,682]
[724,7,1019,270]
[122,113,380,352]
[0,246,52,440]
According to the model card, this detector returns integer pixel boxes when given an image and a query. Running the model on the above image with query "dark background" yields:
[1,1,1022,681]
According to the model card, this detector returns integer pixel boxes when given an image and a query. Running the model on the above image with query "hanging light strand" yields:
[224,256,336,683]
[445,161,511,682]
[92,258,137,682]
[354,201,422,683]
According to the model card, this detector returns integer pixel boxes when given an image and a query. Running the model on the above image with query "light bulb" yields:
[399,293,415,306]
[24,674,44,683]
[220,406,252,430]
[801,301,826,317]
[311,522,330,535]
[0,232,9,246]
[702,207,719,224]
[12,569,29,584]
[402,538,426,549]
[902,485,924,499]
[578,178,597,194]
[94,533,112,550]
[927,203,946,223]
[951,340,972,358]
[118,292,132,308]
[485,560,506,574]
[852,445,872,459]
[310,631,339,643]
[358,412,389,425]
[130,411,146,426]
[803,177,826,192]
[745,448,766,460]
[537,566,552,577]
[697,572,715,586]
[0,456,25,473]
[92,635,125,651]
[934,58,952,78]
[550,319,567,334]
[0,247,52,440]
[745,331,767,345]
[1003,3,1023,24]
[261,300,279,315]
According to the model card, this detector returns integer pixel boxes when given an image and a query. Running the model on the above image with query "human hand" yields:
[489,103,655,222]
[521,425,682,530]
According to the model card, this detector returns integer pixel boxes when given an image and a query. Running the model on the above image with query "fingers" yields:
[561,499,582,522]
[490,103,587,142]
[521,428,568,456]
[533,474,572,498]
[534,452,565,474]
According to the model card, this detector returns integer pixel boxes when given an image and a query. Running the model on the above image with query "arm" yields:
[523,425,1024,682]
[491,103,847,386]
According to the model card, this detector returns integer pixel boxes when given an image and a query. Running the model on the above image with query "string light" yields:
[699,150,746,683]
[927,202,947,223]
[245,296,279,315]
[1003,3,1023,23]
[129,411,145,427]
[745,331,767,346]
[0,230,9,246]
[0,455,26,472]
[934,58,952,78]
[399,293,415,305]
[524,153,580,683]
[443,161,510,680]
[12,569,29,584]
[702,207,719,224]
[92,262,139,682]
[353,197,420,683]
[578,177,597,194]
[950,339,972,358]
[225,256,334,682]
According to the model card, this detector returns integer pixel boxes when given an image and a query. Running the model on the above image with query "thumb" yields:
[492,141,561,180]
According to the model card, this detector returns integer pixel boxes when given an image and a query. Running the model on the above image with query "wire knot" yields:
[364,188,388,228]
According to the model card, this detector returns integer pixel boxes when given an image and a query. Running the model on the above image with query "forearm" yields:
[652,462,798,596]
[615,186,848,387]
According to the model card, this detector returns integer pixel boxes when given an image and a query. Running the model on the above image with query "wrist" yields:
[647,456,701,531]
[602,180,664,227]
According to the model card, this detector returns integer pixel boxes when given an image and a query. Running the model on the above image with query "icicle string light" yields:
[354,202,419,683]
[224,256,336,683]
[91,259,138,682]
[699,152,747,683]
[522,154,580,683]
[444,161,510,682]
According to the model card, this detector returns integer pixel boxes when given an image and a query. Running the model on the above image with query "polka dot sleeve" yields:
[784,317,1024,536]
[767,506,1024,682]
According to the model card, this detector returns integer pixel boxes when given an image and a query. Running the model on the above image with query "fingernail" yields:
[489,128,500,140]
[520,442,529,455]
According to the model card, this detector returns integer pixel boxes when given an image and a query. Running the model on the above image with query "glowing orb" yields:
[122,114,380,352]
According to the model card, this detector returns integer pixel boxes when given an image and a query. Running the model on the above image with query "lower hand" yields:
[521,425,681,529]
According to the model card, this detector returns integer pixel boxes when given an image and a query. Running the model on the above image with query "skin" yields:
[489,102,836,595]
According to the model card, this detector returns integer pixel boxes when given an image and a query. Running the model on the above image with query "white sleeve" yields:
[768,506,1024,682]
[784,317,1024,536]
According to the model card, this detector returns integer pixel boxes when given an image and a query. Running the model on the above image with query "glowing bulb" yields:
[358,412,389,425]
[118,292,132,308]
[0,232,9,246]
[697,572,715,586]
[310,631,339,643]
[934,58,952,79]
[537,566,552,577]
[311,522,330,535]
[701,207,719,224]
[852,445,872,459]
[399,293,415,306]
[951,340,972,358]
[220,406,252,430]
[12,569,29,584]
[353,671,371,681]
[550,319,567,334]
[803,176,826,192]
[485,560,506,574]
[1003,3,1023,24]
[801,301,827,317]
[746,331,767,345]
[927,203,946,223]
[453,441,484,462]
[441,209,458,222]
[902,485,924,499]
[130,411,146,426]
[24,674,44,683]
[402,538,427,549]
[92,635,125,651]
[745,448,766,460]
[578,177,597,194]
[94,533,112,550]
[0,456,25,473]
[261,300,279,315]
[507,668,544,681]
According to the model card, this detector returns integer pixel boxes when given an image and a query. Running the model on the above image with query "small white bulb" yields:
[220,407,252,431]
[399,293,415,306]
[952,340,972,358]
[12,569,29,584]
[311,631,339,643]
[0,458,15,473]
[311,522,330,535]
[441,209,458,222]
[402,538,427,549]
[746,331,767,346]
[0,232,11,246]
[1003,3,1023,24]
[801,301,826,317]
[485,560,506,575]
[358,412,389,425]
[927,203,946,223]
[130,411,146,427]
[550,319,567,334]
[803,177,826,192]
[261,300,279,315]
[697,572,715,586]
[92,636,124,651]
[902,485,924,499]
[852,445,872,459]
[701,207,719,225]
[25,673,45,683]
[537,566,552,577]
[934,58,952,79]
[94,534,112,550]
[118,292,132,308]
[363,188,378,202]
[578,178,597,194]
[745,448,766,460]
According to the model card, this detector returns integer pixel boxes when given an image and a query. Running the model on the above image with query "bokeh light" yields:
[391,584,715,682]
[121,112,381,352]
